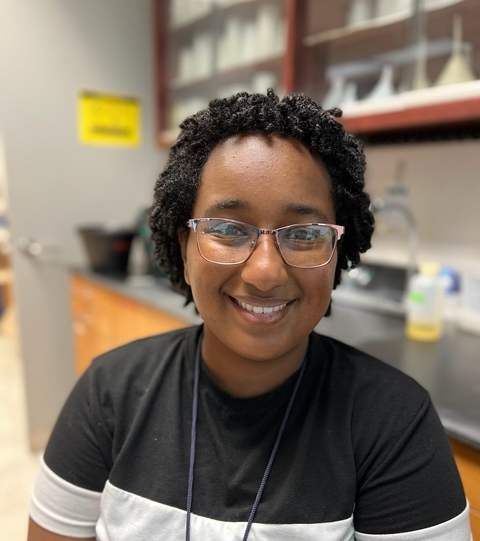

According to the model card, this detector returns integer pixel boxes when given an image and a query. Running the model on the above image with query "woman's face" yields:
[180,134,337,365]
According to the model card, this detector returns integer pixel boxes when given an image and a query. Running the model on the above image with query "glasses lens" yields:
[278,224,336,267]
[195,219,255,264]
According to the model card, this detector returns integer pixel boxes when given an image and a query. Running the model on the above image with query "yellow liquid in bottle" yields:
[406,320,443,342]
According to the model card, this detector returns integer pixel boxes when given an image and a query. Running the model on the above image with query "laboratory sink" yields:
[332,262,407,316]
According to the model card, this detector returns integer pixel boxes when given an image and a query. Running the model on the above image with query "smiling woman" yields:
[28,91,471,541]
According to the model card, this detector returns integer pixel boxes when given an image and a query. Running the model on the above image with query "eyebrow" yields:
[203,199,331,222]
[285,203,330,222]
[203,199,250,214]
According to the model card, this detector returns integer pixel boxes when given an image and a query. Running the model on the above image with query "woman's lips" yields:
[229,296,294,324]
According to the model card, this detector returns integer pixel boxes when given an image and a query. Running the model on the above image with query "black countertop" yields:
[74,270,480,451]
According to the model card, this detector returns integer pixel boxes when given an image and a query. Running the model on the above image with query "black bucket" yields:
[79,226,136,277]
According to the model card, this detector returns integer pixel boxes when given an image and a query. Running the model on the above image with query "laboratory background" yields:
[0,0,479,539]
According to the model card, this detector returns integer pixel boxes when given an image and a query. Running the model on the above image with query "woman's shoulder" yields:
[312,331,427,398]
[83,324,201,392]
[310,331,431,437]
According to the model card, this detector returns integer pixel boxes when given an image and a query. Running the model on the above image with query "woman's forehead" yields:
[207,133,313,165]
[194,134,335,222]
[203,134,329,182]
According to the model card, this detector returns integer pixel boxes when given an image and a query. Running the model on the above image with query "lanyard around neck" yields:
[186,334,307,541]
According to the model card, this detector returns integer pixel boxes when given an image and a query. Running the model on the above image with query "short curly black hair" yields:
[150,89,374,307]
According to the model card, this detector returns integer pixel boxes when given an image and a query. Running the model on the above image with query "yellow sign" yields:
[78,92,141,147]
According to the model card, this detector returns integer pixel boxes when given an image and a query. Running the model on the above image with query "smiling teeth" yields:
[234,299,288,314]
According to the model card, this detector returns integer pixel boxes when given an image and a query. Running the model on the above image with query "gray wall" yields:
[0,0,167,448]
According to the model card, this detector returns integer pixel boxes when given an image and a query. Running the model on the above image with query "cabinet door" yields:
[115,296,189,345]
[450,439,480,540]
[92,284,123,356]
[71,275,102,377]
[72,274,191,376]
[471,509,480,541]
[137,303,190,337]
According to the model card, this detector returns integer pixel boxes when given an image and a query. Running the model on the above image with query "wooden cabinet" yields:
[450,439,480,539]
[71,274,190,376]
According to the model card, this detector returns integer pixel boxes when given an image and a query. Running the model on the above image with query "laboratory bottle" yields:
[406,262,445,341]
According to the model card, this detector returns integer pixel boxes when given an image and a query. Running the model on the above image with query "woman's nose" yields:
[240,233,288,291]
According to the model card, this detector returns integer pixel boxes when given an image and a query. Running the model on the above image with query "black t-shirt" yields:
[30,325,470,540]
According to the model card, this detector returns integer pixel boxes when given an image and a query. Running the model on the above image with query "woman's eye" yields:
[209,222,247,237]
[287,227,318,241]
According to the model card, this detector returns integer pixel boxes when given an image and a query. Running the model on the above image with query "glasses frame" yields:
[186,218,345,269]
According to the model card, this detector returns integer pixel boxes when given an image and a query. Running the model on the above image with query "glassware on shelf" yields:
[177,32,213,82]
[192,32,213,79]
[178,45,194,82]
[322,76,346,110]
[162,0,289,142]
[170,0,188,28]
[241,19,258,65]
[365,64,397,101]
[411,38,430,90]
[251,71,278,94]
[435,14,476,87]
[341,81,358,106]
[218,16,243,70]
[375,0,412,19]
[256,3,285,59]
[170,0,211,28]
[347,0,374,25]
[218,4,285,71]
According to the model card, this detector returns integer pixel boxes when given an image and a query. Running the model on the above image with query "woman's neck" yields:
[201,329,309,398]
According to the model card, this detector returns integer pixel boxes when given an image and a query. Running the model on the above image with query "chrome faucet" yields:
[369,163,419,300]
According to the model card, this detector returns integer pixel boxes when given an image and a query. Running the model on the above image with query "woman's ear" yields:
[177,228,191,285]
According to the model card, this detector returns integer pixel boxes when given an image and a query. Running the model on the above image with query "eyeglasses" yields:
[186,218,344,268]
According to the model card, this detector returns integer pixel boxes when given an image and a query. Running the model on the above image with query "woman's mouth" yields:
[233,299,288,314]
[229,296,294,324]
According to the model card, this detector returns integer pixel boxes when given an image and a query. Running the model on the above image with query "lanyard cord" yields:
[186,334,307,541]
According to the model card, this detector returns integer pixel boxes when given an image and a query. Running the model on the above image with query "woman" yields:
[28,91,471,540]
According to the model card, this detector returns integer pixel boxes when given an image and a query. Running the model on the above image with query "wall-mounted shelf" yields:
[171,54,283,91]
[170,0,260,31]
[340,80,480,137]
[304,0,467,47]
[156,0,480,147]
[295,0,480,143]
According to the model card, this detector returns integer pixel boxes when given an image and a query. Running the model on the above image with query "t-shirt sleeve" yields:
[352,378,470,539]
[30,360,113,537]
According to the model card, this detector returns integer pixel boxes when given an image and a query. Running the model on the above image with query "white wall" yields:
[0,0,168,447]
[0,0,166,263]
[364,140,480,272]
